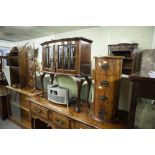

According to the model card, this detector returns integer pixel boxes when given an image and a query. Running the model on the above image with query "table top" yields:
[27,96,127,129]
[129,72,155,83]
[6,86,42,96]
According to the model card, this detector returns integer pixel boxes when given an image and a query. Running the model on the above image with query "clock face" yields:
[27,45,34,59]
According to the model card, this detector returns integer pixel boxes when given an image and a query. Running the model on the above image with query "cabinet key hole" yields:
[56,119,63,125]
[35,109,41,113]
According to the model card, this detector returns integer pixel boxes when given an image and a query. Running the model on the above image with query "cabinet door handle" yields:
[99,111,105,118]
[100,80,109,87]
[99,96,107,101]
[102,63,109,70]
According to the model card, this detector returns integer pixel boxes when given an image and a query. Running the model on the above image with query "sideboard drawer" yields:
[31,103,48,120]
[74,121,95,129]
[52,112,70,129]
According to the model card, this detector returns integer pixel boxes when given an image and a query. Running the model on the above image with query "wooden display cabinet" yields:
[93,56,123,122]
[108,43,138,75]
[41,37,92,76]
[41,37,93,112]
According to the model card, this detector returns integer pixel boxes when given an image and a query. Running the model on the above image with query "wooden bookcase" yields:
[7,50,27,88]
[108,43,138,75]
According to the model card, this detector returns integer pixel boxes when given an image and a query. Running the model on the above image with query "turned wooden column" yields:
[50,74,55,84]
[41,72,46,97]
[85,76,92,107]
[75,77,85,112]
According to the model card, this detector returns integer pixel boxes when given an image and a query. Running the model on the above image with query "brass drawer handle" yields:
[99,96,107,101]
[102,63,109,70]
[35,109,41,113]
[99,111,105,118]
[100,80,109,87]
[56,119,63,125]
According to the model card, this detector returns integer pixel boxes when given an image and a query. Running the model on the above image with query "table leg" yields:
[75,78,84,112]
[128,83,138,128]
[41,73,46,97]
[85,76,92,107]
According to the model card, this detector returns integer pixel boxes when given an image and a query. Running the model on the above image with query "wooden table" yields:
[128,73,155,128]
[0,85,8,120]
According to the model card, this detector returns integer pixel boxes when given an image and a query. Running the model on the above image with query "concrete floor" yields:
[0,119,21,129]
[134,99,155,129]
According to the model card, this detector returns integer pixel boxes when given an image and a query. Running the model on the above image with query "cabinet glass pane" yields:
[58,45,63,69]
[49,46,55,70]
[44,47,49,68]
[70,45,76,70]
[64,45,70,69]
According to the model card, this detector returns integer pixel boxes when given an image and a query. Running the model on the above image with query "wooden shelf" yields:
[10,66,19,68]
[11,102,29,112]
[112,50,132,52]
[123,58,133,60]
[6,86,42,96]
[122,68,132,70]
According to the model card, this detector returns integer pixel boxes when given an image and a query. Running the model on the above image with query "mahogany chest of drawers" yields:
[93,56,123,122]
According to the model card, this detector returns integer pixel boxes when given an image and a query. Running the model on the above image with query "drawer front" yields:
[31,103,48,120]
[94,89,116,106]
[95,75,120,91]
[95,58,122,75]
[94,90,119,121]
[52,112,70,129]
[75,121,94,129]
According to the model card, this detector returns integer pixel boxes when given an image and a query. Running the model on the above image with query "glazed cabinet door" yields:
[42,44,55,72]
[7,90,21,123]
[56,42,77,74]
[7,90,31,128]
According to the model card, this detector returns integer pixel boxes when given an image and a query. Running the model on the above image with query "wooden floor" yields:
[0,119,21,129]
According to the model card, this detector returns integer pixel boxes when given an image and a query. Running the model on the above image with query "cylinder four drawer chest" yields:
[93,56,123,122]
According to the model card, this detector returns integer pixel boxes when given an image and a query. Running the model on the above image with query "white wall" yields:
[152,26,155,48]
[55,26,154,68]
[0,40,14,48]
[7,26,154,67]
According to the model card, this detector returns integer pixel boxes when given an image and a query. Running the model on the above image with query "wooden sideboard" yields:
[28,96,127,129]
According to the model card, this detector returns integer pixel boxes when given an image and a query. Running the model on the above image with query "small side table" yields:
[0,85,8,120]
